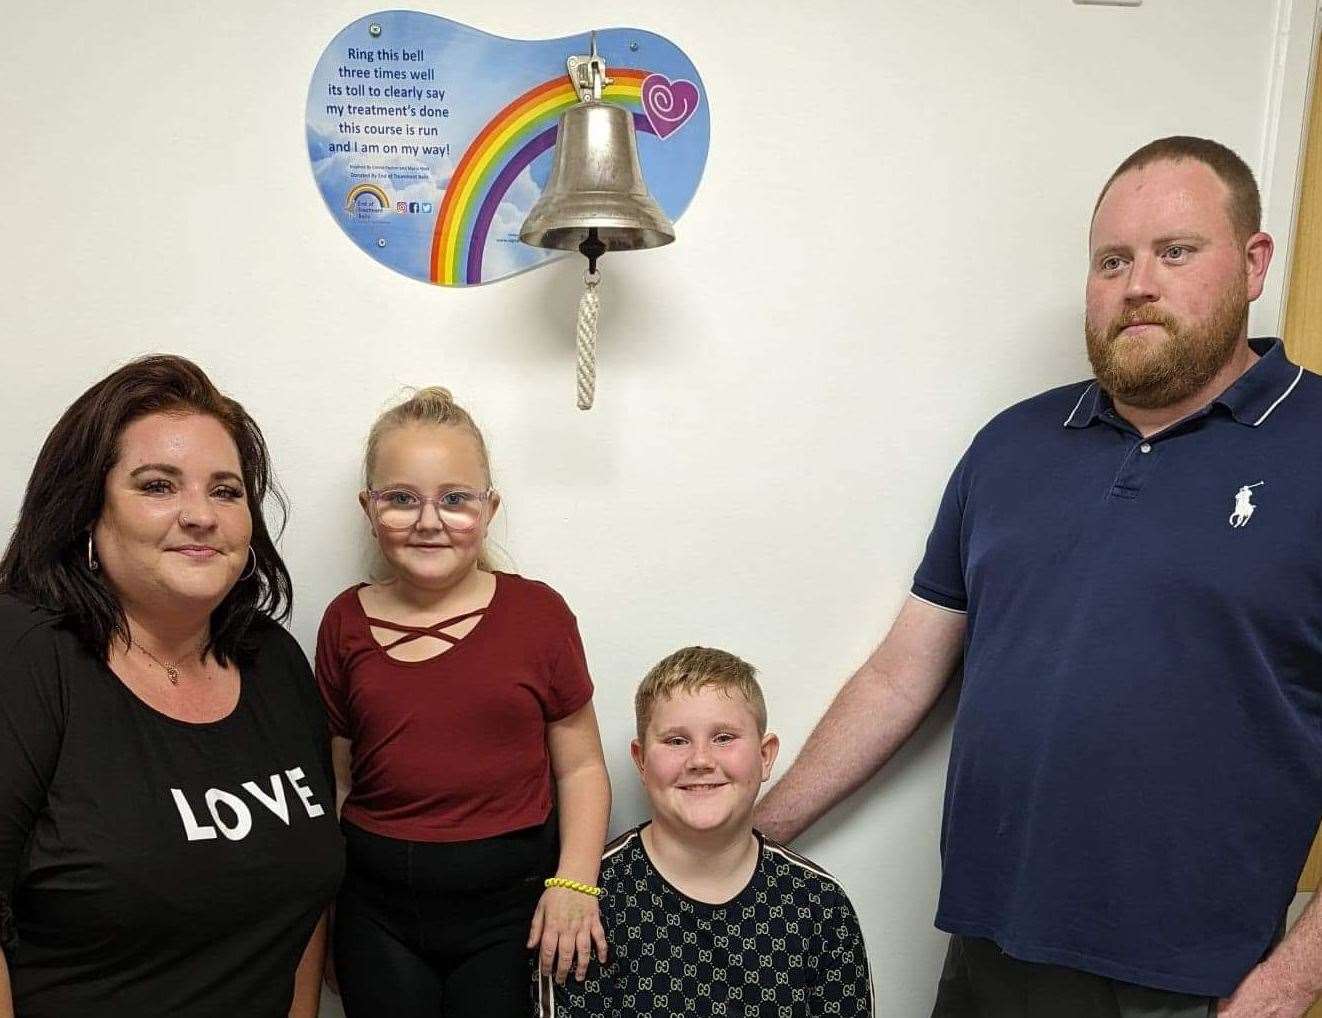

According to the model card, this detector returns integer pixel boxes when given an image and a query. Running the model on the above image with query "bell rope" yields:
[575,271,601,410]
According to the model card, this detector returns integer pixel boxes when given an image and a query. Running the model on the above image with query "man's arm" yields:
[1218,893,1322,1017]
[754,596,965,844]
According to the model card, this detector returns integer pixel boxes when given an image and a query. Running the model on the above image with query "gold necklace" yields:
[131,638,206,686]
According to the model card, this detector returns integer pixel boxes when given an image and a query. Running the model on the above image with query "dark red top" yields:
[314,572,594,842]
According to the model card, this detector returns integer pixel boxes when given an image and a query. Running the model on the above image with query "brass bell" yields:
[520,34,674,268]
[519,98,675,261]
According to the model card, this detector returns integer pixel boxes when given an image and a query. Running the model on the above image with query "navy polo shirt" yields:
[913,338,1322,997]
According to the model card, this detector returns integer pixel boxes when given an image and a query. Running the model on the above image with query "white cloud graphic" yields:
[478,166,555,279]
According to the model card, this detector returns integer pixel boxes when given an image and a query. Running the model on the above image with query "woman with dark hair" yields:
[0,355,344,1017]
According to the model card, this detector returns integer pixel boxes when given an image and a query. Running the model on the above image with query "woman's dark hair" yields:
[0,355,293,664]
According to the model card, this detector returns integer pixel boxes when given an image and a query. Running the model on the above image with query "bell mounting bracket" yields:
[567,31,612,102]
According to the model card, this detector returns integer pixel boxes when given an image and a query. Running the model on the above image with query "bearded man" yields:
[756,137,1322,1018]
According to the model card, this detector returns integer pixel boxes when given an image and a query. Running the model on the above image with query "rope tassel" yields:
[575,270,601,410]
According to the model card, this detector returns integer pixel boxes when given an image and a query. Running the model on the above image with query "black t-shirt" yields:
[540,825,874,1017]
[0,595,345,1017]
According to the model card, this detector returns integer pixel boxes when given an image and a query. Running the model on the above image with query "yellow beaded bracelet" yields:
[544,876,603,897]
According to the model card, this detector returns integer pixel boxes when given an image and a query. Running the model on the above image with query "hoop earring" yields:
[87,533,99,572]
[239,547,257,582]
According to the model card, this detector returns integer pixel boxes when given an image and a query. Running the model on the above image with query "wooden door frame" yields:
[1255,0,1322,337]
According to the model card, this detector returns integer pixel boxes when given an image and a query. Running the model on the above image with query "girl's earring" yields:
[87,532,100,572]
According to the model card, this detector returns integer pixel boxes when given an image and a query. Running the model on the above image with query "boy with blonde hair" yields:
[540,646,873,1017]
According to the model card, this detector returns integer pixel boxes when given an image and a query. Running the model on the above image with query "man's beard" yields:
[1084,284,1248,409]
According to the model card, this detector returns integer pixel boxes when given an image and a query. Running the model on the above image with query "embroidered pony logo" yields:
[1229,482,1264,528]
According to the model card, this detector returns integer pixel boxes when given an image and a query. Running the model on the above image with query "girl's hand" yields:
[526,885,608,984]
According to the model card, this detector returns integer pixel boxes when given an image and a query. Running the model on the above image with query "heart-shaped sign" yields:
[642,73,701,139]
[308,14,708,286]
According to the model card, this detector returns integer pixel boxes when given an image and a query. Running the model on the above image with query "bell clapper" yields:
[572,226,607,411]
[578,226,606,275]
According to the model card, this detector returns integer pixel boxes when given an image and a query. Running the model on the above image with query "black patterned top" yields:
[539,824,873,1017]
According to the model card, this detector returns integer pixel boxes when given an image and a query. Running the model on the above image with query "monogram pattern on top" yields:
[540,827,873,1017]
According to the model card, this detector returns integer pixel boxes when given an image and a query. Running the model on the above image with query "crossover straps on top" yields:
[363,607,488,651]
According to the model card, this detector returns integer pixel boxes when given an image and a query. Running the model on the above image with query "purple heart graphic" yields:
[641,73,700,139]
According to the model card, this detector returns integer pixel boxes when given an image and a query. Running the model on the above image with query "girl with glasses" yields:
[314,387,611,1018]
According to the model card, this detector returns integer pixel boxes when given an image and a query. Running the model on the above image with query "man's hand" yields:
[1217,962,1316,1017]
[753,596,965,844]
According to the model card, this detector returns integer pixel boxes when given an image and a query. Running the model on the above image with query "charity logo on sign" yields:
[345,183,392,220]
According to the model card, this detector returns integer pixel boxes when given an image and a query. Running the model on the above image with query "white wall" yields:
[1,2,1316,1014]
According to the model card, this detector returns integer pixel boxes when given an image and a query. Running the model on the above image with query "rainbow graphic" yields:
[430,68,655,286]
[345,183,390,211]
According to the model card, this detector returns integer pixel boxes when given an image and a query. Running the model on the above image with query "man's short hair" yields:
[1092,136,1261,240]
[635,646,768,740]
